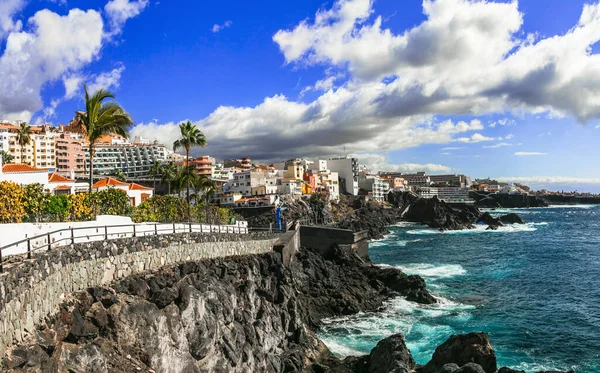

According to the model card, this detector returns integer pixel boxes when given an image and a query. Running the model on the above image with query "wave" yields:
[370,238,423,248]
[391,263,467,279]
[547,204,598,209]
[406,222,547,235]
[319,294,475,360]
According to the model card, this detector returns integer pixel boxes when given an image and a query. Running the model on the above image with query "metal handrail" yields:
[0,222,249,273]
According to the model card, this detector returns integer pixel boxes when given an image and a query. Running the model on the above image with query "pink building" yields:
[55,133,85,176]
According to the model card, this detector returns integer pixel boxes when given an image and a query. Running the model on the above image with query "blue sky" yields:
[2,0,600,192]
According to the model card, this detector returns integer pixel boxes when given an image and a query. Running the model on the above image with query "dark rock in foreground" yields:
[402,196,476,230]
[416,332,497,373]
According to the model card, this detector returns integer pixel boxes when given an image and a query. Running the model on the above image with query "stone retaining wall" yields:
[0,233,279,356]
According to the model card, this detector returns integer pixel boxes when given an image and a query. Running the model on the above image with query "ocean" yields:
[318,205,600,372]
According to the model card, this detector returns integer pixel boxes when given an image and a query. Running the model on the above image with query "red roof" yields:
[54,185,72,190]
[48,172,74,183]
[2,164,46,173]
[129,183,153,191]
[92,177,128,189]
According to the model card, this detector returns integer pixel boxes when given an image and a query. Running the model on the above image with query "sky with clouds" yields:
[1,0,600,191]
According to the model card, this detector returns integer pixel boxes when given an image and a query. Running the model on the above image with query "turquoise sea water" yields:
[318,205,600,372]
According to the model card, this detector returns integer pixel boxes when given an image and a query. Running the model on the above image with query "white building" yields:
[229,170,268,196]
[358,173,390,201]
[326,157,359,195]
[0,123,57,168]
[0,162,49,187]
[47,172,89,195]
[92,177,154,207]
[83,137,172,179]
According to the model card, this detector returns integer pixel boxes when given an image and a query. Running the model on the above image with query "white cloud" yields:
[0,8,105,121]
[456,133,495,143]
[104,0,148,35]
[504,133,514,139]
[212,20,232,33]
[489,118,516,128]
[356,153,451,173]
[483,142,512,149]
[274,0,600,122]
[514,152,548,156]
[441,147,462,150]
[0,0,25,38]
[86,64,125,94]
[0,1,145,122]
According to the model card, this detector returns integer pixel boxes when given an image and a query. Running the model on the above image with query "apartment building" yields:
[0,123,57,168]
[55,133,85,176]
[228,170,268,196]
[358,173,390,201]
[326,157,359,195]
[82,140,171,179]
[188,156,215,177]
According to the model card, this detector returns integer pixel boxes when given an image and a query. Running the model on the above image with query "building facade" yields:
[417,187,471,203]
[358,173,390,201]
[83,142,171,179]
[55,133,85,176]
[325,157,359,195]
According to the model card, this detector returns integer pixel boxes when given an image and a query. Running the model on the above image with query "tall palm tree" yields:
[71,85,133,192]
[175,165,197,201]
[16,122,32,165]
[149,162,163,192]
[161,162,178,195]
[173,121,207,219]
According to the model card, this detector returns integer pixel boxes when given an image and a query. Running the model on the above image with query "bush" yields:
[69,193,93,221]
[0,181,25,223]
[23,183,51,222]
[87,188,132,217]
[46,195,71,222]
[132,195,190,223]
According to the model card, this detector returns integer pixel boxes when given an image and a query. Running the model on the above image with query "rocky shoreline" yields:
[3,245,570,373]
[3,194,559,373]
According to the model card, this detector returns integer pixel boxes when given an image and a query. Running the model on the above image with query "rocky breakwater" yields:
[3,246,435,372]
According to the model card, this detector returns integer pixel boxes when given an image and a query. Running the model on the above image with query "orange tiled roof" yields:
[92,177,128,189]
[2,164,46,173]
[129,183,153,191]
[54,185,72,190]
[48,172,74,183]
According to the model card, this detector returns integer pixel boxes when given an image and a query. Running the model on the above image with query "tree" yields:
[173,121,207,220]
[16,122,32,165]
[71,85,133,192]
[112,169,126,182]
[1,151,13,164]
[192,175,216,223]
[23,183,51,222]
[149,161,163,192]
[161,162,178,195]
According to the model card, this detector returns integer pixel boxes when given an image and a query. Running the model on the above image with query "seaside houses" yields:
[0,123,57,168]
[92,177,154,206]
[325,157,359,195]
[417,186,471,203]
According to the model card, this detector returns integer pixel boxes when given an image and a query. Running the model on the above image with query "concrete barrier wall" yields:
[0,233,277,356]
[299,226,369,259]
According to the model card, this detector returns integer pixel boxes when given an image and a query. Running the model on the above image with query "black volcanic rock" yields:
[499,213,525,224]
[365,334,415,373]
[477,212,502,227]
[417,332,497,373]
[403,196,476,230]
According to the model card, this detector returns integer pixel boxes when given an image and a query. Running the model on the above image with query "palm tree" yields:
[149,162,163,192]
[175,165,197,200]
[173,121,207,219]
[161,162,178,195]
[71,85,133,192]
[16,122,32,165]
[1,151,13,165]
